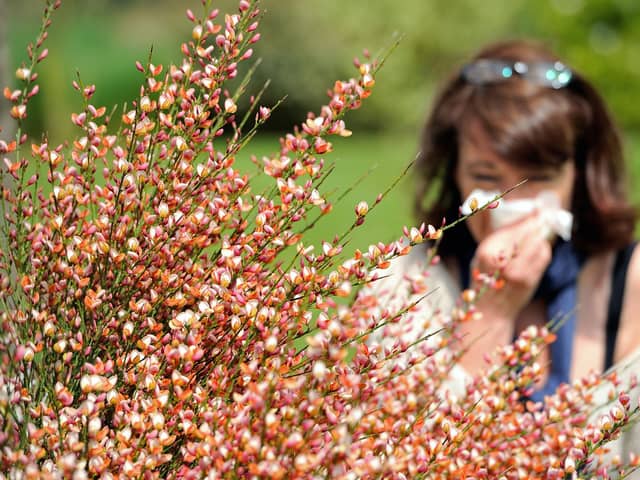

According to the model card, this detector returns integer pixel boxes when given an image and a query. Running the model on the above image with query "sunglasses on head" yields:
[461,59,573,89]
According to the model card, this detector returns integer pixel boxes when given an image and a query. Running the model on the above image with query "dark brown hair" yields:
[415,39,636,257]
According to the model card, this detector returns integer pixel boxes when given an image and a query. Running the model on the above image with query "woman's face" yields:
[455,121,576,243]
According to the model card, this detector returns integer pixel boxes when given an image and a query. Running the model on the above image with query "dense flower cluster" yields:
[1,1,639,478]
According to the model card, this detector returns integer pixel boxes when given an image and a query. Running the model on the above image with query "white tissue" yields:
[460,188,573,241]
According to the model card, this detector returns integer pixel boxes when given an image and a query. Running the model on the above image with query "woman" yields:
[369,39,640,397]
[364,40,640,466]
[408,39,640,397]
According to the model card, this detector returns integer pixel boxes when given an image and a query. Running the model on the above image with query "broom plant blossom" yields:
[0,1,638,478]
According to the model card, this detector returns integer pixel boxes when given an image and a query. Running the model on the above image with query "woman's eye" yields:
[471,173,499,183]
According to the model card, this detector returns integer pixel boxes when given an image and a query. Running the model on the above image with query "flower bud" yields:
[43,321,56,337]
[224,98,237,114]
[88,417,102,435]
[158,93,173,110]
[312,360,328,381]
[139,96,152,112]
[564,457,576,473]
[192,24,203,41]
[265,336,278,354]
[150,412,165,429]
[355,201,368,217]
[409,227,423,243]
[10,105,27,119]
[15,67,31,80]
[158,202,169,218]
[19,346,35,362]
[461,289,476,303]
[122,321,134,337]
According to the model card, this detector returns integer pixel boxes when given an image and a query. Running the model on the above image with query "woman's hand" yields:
[471,211,553,323]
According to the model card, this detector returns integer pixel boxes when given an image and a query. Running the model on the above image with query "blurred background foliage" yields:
[3,0,640,246]
[6,0,640,136]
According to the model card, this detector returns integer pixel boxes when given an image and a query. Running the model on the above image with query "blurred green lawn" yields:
[234,133,418,256]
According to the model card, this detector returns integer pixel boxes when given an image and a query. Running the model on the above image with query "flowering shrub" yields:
[1,1,639,478]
